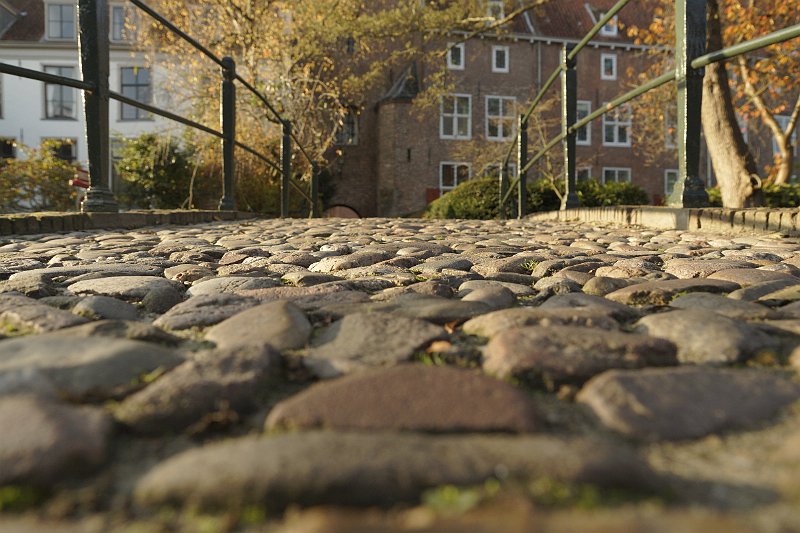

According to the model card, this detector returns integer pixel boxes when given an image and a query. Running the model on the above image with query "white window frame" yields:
[45,2,76,41]
[110,4,134,42]
[119,66,153,121]
[664,169,679,196]
[492,45,510,73]
[602,167,631,184]
[602,103,631,147]
[439,162,472,193]
[576,100,592,145]
[485,95,516,141]
[440,94,472,140]
[577,167,592,182]
[600,53,617,80]
[42,137,78,162]
[600,14,619,36]
[488,0,505,20]
[43,64,78,120]
[447,42,465,70]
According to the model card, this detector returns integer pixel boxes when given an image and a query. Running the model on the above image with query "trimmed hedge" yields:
[424,178,649,219]
[705,184,800,208]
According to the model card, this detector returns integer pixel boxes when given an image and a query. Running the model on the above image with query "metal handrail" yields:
[499,2,800,217]
[0,63,94,91]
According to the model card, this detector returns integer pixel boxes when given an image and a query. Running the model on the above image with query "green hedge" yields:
[424,178,649,219]
[705,184,800,208]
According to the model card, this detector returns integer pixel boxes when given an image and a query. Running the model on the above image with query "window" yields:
[492,46,509,73]
[334,109,358,145]
[120,67,152,120]
[440,162,471,193]
[576,100,591,145]
[46,3,75,40]
[447,42,465,70]
[487,0,505,20]
[665,105,677,148]
[600,14,619,36]
[44,65,77,119]
[602,167,631,183]
[603,104,631,146]
[44,138,77,162]
[577,167,592,182]
[440,94,471,140]
[486,95,515,141]
[0,139,15,159]
[665,169,679,195]
[111,5,135,42]
[601,53,617,80]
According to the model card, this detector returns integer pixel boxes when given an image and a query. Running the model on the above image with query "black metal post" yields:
[281,120,292,218]
[561,43,580,210]
[78,0,117,212]
[517,114,529,218]
[311,162,320,218]
[218,56,236,210]
[499,163,509,220]
[669,0,709,207]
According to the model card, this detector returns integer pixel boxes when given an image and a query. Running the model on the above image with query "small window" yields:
[577,167,592,182]
[0,139,15,159]
[600,14,619,36]
[602,167,631,183]
[487,0,505,20]
[602,103,631,146]
[576,100,592,145]
[46,3,75,40]
[601,53,617,80]
[334,109,359,146]
[43,65,77,119]
[486,95,516,141]
[665,169,679,196]
[345,36,356,54]
[440,162,471,193]
[44,138,77,162]
[120,67,152,121]
[111,5,135,42]
[447,42,465,70]
[492,46,509,73]
[440,94,472,140]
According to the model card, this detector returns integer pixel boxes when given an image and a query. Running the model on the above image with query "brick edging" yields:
[526,207,800,236]
[0,210,258,237]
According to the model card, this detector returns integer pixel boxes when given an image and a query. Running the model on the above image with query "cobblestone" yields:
[0,216,799,530]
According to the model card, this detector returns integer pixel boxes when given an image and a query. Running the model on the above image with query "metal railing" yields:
[498,0,800,218]
[0,0,319,216]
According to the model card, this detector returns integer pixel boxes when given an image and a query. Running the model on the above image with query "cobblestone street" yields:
[0,216,799,532]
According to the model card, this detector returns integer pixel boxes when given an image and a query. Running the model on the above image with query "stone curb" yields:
[0,210,258,236]
[527,207,800,236]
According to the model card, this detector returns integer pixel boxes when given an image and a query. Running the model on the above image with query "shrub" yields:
[424,177,648,219]
[0,141,78,212]
[576,180,649,207]
[763,183,800,208]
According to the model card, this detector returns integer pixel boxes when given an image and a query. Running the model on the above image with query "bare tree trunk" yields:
[702,0,762,207]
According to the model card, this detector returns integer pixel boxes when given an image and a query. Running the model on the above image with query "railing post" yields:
[281,120,292,218]
[78,0,117,212]
[561,43,580,210]
[310,162,320,218]
[517,114,528,219]
[218,56,236,210]
[669,0,709,207]
[498,163,509,220]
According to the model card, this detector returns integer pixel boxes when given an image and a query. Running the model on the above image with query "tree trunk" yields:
[701,0,762,207]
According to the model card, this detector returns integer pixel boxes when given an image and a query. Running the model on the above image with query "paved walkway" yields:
[0,217,799,532]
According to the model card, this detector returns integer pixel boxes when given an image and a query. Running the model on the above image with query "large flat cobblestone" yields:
[0,217,799,531]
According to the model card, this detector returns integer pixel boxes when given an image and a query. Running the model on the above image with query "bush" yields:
[424,177,648,219]
[0,141,78,212]
[763,183,800,207]
[424,178,561,219]
[576,180,649,207]
[116,133,219,209]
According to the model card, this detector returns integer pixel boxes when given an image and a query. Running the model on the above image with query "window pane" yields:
[620,170,631,182]
[495,49,506,69]
[604,170,615,182]
[456,97,469,115]
[442,97,454,115]
[442,119,453,137]
[442,165,455,187]
[488,98,499,116]
[450,46,461,66]
[457,117,469,137]
[604,125,614,143]
[618,127,627,144]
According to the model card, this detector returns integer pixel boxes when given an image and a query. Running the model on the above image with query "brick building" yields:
[326,0,699,217]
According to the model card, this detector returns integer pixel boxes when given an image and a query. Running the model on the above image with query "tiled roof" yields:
[0,0,43,41]
[527,0,650,41]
